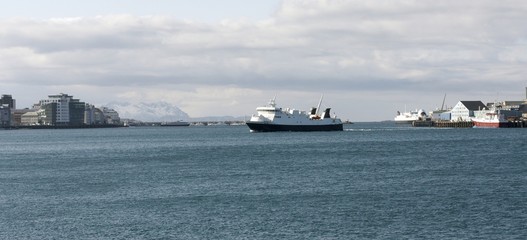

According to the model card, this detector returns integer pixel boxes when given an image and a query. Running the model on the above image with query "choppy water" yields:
[1,123,526,239]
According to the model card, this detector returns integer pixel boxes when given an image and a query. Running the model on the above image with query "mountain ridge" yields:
[104,101,245,122]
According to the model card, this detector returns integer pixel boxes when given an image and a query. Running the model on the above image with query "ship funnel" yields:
[323,108,331,119]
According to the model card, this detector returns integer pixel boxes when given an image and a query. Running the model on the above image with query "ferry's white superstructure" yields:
[246,97,343,132]
[394,109,427,124]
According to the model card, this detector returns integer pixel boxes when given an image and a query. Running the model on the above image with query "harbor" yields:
[396,87,527,129]
[412,120,527,128]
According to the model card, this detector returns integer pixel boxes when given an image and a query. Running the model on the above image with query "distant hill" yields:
[104,102,190,122]
[104,102,245,122]
[189,116,247,122]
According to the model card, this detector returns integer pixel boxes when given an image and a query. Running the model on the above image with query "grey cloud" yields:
[1,0,526,121]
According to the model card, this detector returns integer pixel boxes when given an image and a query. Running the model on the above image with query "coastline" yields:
[4,124,127,130]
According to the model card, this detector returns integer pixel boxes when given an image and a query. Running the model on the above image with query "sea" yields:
[1,122,526,239]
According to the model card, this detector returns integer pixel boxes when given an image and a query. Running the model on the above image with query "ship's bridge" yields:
[254,98,282,118]
[256,106,280,112]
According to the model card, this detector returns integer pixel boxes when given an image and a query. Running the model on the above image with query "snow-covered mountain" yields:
[104,102,190,122]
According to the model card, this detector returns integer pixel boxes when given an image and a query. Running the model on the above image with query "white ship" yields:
[246,96,343,132]
[394,109,428,124]
[471,106,508,128]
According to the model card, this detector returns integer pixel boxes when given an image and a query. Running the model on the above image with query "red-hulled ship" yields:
[472,111,508,128]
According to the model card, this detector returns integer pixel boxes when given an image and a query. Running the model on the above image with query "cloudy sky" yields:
[1,0,526,121]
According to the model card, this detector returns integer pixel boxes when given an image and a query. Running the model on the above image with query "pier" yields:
[412,120,527,128]
[505,121,526,128]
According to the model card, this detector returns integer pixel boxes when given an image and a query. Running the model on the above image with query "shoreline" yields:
[3,124,126,130]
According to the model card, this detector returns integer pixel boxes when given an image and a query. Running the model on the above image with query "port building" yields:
[1,94,15,109]
[0,94,16,127]
[21,111,39,125]
[1,93,122,127]
[37,93,86,126]
[101,107,121,124]
[0,104,10,127]
[449,101,487,122]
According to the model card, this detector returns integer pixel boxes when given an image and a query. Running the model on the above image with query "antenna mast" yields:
[316,94,324,116]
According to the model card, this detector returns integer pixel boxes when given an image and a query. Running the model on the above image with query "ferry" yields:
[246,96,343,132]
[160,121,190,127]
[394,109,428,124]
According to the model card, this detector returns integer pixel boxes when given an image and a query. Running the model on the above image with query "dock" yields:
[412,120,527,128]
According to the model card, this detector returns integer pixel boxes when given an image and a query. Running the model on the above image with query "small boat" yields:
[246,96,343,132]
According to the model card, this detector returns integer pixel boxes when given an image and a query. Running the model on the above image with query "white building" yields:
[38,93,85,126]
[450,101,488,122]
[21,111,39,126]
[39,94,71,124]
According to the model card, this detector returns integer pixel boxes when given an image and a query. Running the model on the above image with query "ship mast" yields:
[316,94,324,116]
[269,96,277,107]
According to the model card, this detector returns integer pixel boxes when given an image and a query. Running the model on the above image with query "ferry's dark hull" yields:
[246,122,343,132]
[160,122,190,127]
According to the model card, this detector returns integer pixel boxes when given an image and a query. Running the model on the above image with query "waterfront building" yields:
[69,99,86,126]
[519,87,527,118]
[84,105,106,125]
[439,111,452,121]
[0,94,15,109]
[1,94,15,127]
[38,102,57,125]
[38,93,85,126]
[102,107,120,124]
[12,109,35,126]
[0,104,11,127]
[429,109,450,121]
[519,105,527,118]
[450,101,487,122]
[21,111,39,126]
[488,101,525,111]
